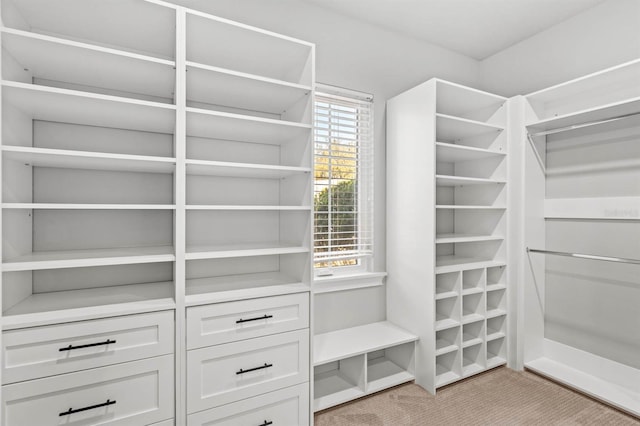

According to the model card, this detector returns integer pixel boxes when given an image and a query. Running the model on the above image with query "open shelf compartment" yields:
[366,342,416,393]
[462,342,486,377]
[436,350,461,388]
[435,271,460,300]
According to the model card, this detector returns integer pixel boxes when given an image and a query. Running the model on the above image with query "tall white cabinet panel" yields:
[386,79,509,393]
[0,0,314,424]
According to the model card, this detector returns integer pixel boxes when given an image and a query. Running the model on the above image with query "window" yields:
[313,86,374,273]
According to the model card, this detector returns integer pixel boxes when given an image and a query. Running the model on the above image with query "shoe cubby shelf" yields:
[1,0,314,328]
[313,322,417,411]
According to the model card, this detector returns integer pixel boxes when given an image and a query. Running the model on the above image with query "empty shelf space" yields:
[435,327,460,356]
[487,331,506,341]
[436,341,459,356]
[2,203,176,210]
[2,246,175,272]
[435,317,460,331]
[436,256,505,274]
[185,243,308,260]
[1,146,176,173]
[436,113,504,141]
[486,308,507,319]
[435,291,458,300]
[185,205,310,211]
[461,287,484,296]
[314,369,365,412]
[436,175,506,186]
[545,197,640,220]
[186,159,310,178]
[435,79,506,118]
[2,28,175,100]
[2,281,175,330]
[314,321,417,366]
[367,356,415,393]
[435,363,461,388]
[186,62,312,116]
[436,205,506,210]
[186,107,311,144]
[486,283,507,292]
[436,233,504,244]
[185,272,308,306]
[462,313,485,324]
[436,142,506,162]
[2,81,176,133]
[527,96,640,134]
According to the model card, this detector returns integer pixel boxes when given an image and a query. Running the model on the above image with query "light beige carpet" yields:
[314,367,639,425]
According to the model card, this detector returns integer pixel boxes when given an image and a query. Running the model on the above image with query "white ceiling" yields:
[300,0,606,60]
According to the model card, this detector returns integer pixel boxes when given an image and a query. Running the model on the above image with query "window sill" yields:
[313,271,387,294]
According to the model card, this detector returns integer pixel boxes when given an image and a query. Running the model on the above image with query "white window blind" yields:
[314,88,374,270]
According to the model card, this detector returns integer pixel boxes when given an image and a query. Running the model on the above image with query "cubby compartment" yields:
[462,320,484,348]
[435,350,461,387]
[486,337,507,368]
[436,114,506,152]
[462,268,485,295]
[436,183,506,207]
[436,326,460,356]
[462,292,485,324]
[436,155,506,182]
[486,315,507,341]
[2,262,175,328]
[185,253,310,305]
[436,239,505,272]
[462,342,485,376]
[435,80,506,124]
[435,272,460,300]
[366,343,415,393]
[314,355,365,412]
[436,296,460,330]
[486,288,507,317]
[486,265,507,291]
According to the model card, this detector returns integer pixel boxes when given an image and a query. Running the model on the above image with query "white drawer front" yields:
[187,293,309,349]
[187,329,309,413]
[2,355,174,426]
[188,383,309,426]
[2,310,174,384]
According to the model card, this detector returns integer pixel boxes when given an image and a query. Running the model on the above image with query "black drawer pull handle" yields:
[59,339,116,352]
[259,421,273,426]
[236,314,273,324]
[59,399,116,416]
[236,363,273,375]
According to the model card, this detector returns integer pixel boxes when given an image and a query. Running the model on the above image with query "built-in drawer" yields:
[187,329,309,413]
[2,354,174,426]
[188,383,309,426]
[2,310,174,384]
[186,293,309,349]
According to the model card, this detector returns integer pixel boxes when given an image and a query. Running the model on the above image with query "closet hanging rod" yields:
[527,111,640,138]
[526,248,640,265]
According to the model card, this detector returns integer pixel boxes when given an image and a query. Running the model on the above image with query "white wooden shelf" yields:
[2,81,176,134]
[186,9,313,84]
[313,370,365,412]
[367,357,415,393]
[436,233,504,244]
[436,113,504,141]
[186,62,312,116]
[526,96,640,133]
[436,175,506,186]
[462,313,485,324]
[436,142,506,162]
[314,321,417,366]
[435,340,459,356]
[462,336,483,348]
[187,107,311,144]
[486,308,507,319]
[185,272,308,306]
[487,331,506,341]
[461,287,484,296]
[2,203,176,210]
[435,317,460,331]
[487,355,507,369]
[435,79,506,118]
[1,28,175,100]
[186,159,310,178]
[185,242,308,260]
[1,146,176,173]
[435,256,506,274]
[462,362,484,377]
[435,290,458,300]
[435,367,460,388]
[2,281,175,330]
[545,197,640,220]
[486,283,507,292]
[2,246,175,272]
[185,205,310,211]
[436,205,506,210]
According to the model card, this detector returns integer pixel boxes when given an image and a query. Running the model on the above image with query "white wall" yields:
[170,0,482,331]
[480,0,640,96]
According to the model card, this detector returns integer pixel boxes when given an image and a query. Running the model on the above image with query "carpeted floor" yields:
[314,367,640,425]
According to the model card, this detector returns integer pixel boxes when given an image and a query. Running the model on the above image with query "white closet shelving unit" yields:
[518,59,640,417]
[0,0,314,424]
[387,79,510,393]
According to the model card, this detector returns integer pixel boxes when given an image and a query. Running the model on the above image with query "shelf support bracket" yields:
[526,133,546,174]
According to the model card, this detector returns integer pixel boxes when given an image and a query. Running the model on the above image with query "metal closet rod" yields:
[527,111,640,138]
[526,248,640,265]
